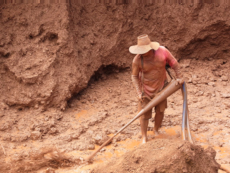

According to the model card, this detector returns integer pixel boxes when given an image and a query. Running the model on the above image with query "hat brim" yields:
[129,42,160,54]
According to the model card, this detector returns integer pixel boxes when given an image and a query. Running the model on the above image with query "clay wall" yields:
[0,2,230,110]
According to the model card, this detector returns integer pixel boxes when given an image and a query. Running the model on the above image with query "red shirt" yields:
[132,46,178,98]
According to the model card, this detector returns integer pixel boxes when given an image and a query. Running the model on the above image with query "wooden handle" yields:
[86,136,114,162]
[85,109,144,162]
[220,165,230,173]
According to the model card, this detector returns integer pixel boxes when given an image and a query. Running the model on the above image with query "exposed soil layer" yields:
[1,3,230,110]
[92,139,220,173]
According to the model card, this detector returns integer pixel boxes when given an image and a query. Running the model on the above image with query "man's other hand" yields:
[175,78,184,85]
[138,94,151,102]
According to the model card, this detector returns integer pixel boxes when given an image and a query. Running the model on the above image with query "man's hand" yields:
[138,94,151,102]
[138,94,143,102]
[175,78,184,85]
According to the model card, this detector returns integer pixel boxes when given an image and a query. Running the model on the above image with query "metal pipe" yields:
[86,80,194,162]
[184,83,193,144]
[181,83,187,141]
[142,80,182,114]
[182,82,193,144]
[86,80,182,162]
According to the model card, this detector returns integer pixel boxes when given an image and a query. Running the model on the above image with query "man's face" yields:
[142,50,152,57]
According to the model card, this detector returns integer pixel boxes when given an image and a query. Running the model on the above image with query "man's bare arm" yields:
[131,60,142,98]
[165,48,184,84]
[172,63,182,79]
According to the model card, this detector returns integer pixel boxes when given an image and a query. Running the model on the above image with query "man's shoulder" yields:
[157,46,166,52]
[157,46,168,57]
[132,54,141,64]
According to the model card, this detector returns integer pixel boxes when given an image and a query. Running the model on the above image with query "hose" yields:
[182,82,193,144]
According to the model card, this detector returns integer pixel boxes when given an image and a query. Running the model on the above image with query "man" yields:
[129,34,183,144]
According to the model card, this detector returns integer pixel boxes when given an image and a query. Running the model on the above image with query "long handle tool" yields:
[86,79,182,162]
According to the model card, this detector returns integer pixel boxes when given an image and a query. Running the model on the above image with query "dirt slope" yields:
[1,2,230,110]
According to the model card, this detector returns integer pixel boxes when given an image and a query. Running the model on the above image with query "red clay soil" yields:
[91,139,220,173]
[0,58,229,172]
[1,3,230,110]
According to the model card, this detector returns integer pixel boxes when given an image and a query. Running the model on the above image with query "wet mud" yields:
[1,58,230,172]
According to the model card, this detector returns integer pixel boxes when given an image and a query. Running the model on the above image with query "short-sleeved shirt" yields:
[132,46,178,98]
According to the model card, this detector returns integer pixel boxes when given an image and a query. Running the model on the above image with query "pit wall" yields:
[0,2,229,110]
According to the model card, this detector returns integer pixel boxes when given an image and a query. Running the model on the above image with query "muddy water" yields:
[52,108,230,173]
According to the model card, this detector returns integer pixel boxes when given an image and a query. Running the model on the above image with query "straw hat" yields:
[129,34,160,54]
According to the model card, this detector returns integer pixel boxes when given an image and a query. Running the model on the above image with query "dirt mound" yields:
[91,139,220,173]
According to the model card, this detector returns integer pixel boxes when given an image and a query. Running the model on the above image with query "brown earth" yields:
[0,1,230,173]
[92,139,220,173]
[1,2,230,110]
[0,58,229,173]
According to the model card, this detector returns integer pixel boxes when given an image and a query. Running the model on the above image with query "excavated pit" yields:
[0,2,230,173]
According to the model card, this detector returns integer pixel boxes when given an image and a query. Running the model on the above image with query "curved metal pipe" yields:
[86,80,194,162]
[182,82,193,144]
[86,80,182,162]
[181,83,186,140]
